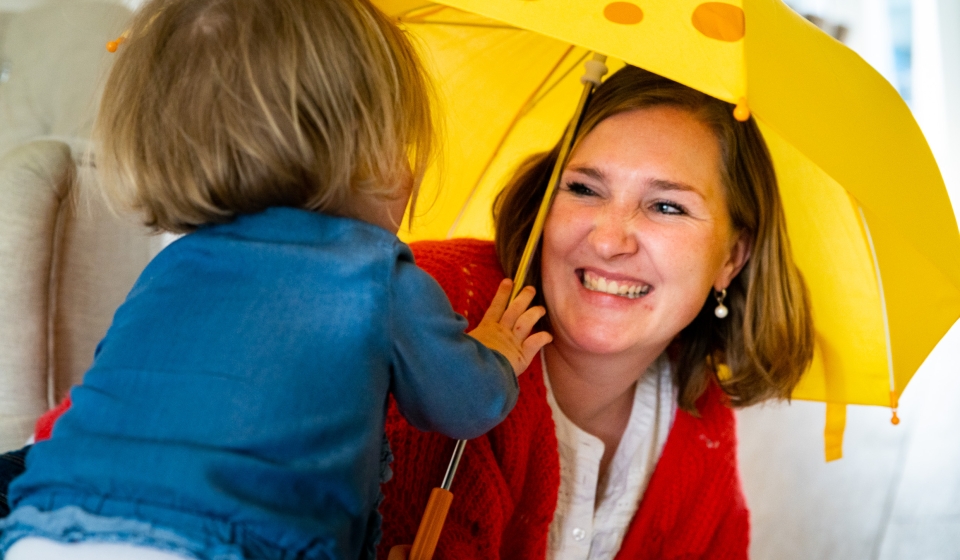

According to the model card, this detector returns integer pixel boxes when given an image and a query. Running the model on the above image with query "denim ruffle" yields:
[0,506,246,560]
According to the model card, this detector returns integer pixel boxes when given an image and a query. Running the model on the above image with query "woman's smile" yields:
[579,269,651,299]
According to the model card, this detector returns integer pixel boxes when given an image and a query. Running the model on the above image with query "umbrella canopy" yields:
[376,0,960,458]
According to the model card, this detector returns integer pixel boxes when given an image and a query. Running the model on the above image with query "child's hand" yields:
[468,279,553,376]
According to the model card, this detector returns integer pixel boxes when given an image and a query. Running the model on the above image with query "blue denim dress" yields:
[0,208,517,560]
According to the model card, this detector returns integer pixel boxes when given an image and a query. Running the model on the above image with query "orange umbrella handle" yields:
[409,487,454,560]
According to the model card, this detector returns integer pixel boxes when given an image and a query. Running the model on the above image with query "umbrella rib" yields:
[857,206,897,396]
[445,44,578,239]
[397,2,520,31]
[401,20,521,30]
[519,50,592,120]
[400,4,518,29]
[398,3,444,21]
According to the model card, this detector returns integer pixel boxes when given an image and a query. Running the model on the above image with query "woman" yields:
[378,65,814,559]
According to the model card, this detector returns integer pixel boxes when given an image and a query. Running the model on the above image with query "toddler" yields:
[0,1,551,559]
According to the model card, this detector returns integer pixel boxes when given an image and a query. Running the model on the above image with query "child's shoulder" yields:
[195,208,399,248]
[140,209,410,288]
[409,238,503,329]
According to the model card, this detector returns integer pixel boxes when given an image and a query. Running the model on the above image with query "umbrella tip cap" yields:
[733,98,750,122]
[891,411,900,425]
[581,56,610,86]
[106,33,127,53]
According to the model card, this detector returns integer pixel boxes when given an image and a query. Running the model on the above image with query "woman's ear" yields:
[715,230,752,290]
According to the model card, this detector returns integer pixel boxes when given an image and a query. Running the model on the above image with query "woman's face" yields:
[541,105,750,358]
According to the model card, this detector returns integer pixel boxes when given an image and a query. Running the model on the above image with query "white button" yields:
[572,527,586,541]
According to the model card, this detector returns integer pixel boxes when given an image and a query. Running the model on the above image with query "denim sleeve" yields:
[389,256,518,440]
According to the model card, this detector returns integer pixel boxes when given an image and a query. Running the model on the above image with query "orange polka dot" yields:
[604,2,644,25]
[692,2,745,42]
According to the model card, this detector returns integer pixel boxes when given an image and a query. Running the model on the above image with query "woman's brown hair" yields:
[494,66,814,412]
[95,0,433,233]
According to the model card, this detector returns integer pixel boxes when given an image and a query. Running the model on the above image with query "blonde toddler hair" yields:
[95,0,433,233]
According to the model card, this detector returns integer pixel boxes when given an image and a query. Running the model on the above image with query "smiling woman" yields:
[542,106,749,380]
[380,66,815,560]
[496,66,813,414]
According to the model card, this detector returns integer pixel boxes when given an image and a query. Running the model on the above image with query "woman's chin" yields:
[555,322,651,357]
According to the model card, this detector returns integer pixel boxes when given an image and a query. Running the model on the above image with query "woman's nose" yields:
[588,206,639,259]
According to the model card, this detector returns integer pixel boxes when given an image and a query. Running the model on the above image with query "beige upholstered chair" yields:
[0,140,162,452]
[0,2,149,451]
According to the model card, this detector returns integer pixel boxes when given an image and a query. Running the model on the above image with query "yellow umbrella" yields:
[375,0,960,463]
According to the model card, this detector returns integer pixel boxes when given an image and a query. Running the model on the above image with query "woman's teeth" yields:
[582,271,650,299]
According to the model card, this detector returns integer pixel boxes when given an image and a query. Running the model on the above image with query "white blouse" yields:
[543,352,676,560]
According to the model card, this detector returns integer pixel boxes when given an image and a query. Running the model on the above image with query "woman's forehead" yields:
[568,106,724,193]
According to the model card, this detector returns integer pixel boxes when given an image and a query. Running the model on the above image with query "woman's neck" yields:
[544,340,668,473]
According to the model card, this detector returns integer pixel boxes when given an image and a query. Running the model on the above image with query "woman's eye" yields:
[653,201,685,215]
[565,181,597,197]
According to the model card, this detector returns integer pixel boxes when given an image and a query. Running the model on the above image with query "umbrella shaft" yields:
[442,81,598,495]
[441,80,600,502]
[444,71,603,491]
[440,439,467,491]
[511,79,597,300]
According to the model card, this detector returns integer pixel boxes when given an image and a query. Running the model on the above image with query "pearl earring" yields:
[714,288,728,319]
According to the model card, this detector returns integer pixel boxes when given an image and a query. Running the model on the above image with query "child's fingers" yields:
[521,331,553,368]
[500,285,536,329]
[512,306,547,342]
[481,279,513,324]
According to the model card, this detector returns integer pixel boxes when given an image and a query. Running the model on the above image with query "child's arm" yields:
[389,257,548,440]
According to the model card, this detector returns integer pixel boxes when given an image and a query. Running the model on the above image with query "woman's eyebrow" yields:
[648,178,704,199]
[566,165,606,182]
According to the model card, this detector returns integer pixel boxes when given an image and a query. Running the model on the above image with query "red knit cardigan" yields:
[377,239,749,559]
[34,238,749,559]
